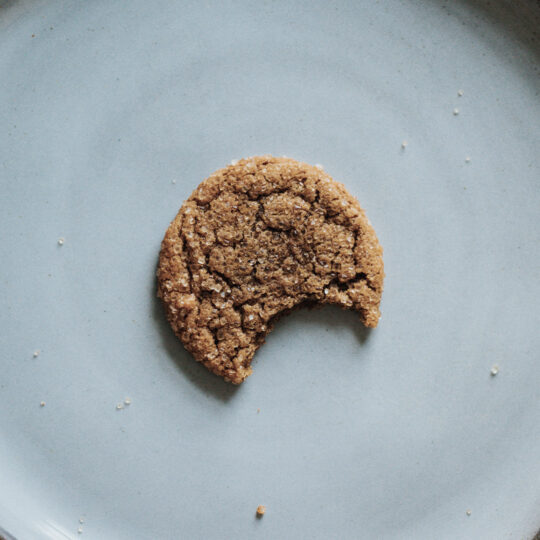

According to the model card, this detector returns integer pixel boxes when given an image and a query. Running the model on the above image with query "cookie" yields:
[158,156,384,383]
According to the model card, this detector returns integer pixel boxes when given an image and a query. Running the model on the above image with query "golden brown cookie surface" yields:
[158,156,384,383]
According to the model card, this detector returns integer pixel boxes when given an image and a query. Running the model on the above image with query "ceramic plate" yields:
[1,1,539,538]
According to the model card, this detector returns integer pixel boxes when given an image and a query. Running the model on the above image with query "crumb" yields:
[31,34,35,38]
[465,157,471,163]
[78,527,83,534]
[79,518,85,524]
[40,401,46,407]
[256,505,266,516]
[124,397,131,405]
[257,408,260,413]
[401,140,407,149]
[33,350,40,358]
[458,90,464,97]
[466,509,471,516]
[490,365,499,376]
[116,403,124,410]
[58,237,65,245]
[171,180,176,184]
[453,108,459,115]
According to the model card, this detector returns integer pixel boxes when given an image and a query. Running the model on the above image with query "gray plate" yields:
[1,1,539,539]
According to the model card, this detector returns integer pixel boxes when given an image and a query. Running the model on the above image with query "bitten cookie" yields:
[158,156,384,383]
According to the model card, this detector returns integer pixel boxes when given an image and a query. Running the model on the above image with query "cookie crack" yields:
[210,268,236,293]
[326,271,375,293]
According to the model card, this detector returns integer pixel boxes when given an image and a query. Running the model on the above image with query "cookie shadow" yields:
[151,274,240,403]
[152,256,373,397]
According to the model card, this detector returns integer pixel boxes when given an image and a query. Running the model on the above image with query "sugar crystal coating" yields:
[158,156,384,383]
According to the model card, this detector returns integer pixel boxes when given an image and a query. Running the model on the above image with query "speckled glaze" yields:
[1,1,539,539]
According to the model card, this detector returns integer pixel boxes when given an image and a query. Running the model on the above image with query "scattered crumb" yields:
[77,527,83,534]
[116,403,124,410]
[171,179,176,184]
[458,90,464,97]
[257,408,260,413]
[465,157,471,163]
[490,365,499,376]
[58,237,65,245]
[40,401,46,407]
[466,509,471,516]
[256,505,266,517]
[401,140,408,149]
[79,518,85,524]
[124,397,131,405]
[33,350,40,358]
[453,108,459,116]
[31,34,35,38]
